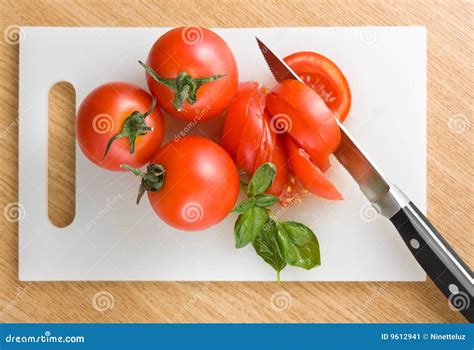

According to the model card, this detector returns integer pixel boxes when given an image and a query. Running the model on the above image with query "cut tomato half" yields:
[284,51,351,122]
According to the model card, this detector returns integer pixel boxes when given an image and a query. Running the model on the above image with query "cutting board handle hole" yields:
[48,81,76,228]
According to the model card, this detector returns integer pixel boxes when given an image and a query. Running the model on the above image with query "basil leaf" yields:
[275,221,320,270]
[234,206,269,248]
[253,220,286,275]
[248,163,276,196]
[232,197,256,214]
[255,194,278,208]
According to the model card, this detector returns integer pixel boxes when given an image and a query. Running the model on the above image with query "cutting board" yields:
[19,27,427,281]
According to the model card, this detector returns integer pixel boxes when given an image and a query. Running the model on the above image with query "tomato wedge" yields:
[266,79,340,171]
[253,113,291,197]
[235,89,266,173]
[284,51,351,122]
[221,82,266,171]
[221,82,291,197]
[284,135,341,200]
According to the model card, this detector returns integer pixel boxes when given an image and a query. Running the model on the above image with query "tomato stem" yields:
[138,60,225,111]
[121,163,165,204]
[103,98,156,160]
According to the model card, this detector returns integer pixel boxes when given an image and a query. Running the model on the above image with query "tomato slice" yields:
[284,135,342,200]
[266,79,340,171]
[253,113,291,197]
[220,82,260,159]
[235,96,265,173]
[284,51,351,122]
[253,112,273,171]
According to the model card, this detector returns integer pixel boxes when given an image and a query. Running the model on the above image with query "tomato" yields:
[124,136,240,231]
[254,114,291,197]
[76,82,164,171]
[266,79,340,171]
[284,51,351,122]
[220,82,259,159]
[143,27,238,121]
[284,135,342,200]
[234,85,267,173]
[221,82,267,173]
[220,82,291,197]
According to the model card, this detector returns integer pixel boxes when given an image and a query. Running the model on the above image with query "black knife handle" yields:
[390,202,473,322]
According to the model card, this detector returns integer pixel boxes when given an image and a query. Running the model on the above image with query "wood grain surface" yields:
[0,0,472,323]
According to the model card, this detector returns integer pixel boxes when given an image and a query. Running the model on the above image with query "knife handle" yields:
[390,202,473,322]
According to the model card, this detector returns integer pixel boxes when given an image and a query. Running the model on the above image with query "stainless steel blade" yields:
[256,37,392,205]
[256,37,305,84]
[333,122,390,202]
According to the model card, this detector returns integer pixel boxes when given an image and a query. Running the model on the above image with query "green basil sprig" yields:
[232,163,321,281]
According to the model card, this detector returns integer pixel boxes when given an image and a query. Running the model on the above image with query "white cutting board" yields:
[19,27,427,281]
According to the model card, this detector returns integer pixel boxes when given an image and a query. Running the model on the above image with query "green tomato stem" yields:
[121,163,165,204]
[102,97,156,160]
[138,60,225,111]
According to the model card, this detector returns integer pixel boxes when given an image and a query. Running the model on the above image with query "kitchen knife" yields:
[256,37,473,322]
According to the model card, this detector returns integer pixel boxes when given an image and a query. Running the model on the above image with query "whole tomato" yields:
[123,136,240,231]
[141,27,238,121]
[76,82,164,171]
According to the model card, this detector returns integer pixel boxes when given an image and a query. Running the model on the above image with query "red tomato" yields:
[284,135,342,200]
[221,82,267,173]
[284,51,351,122]
[266,79,340,171]
[235,85,267,173]
[220,82,259,159]
[144,27,238,121]
[126,136,240,231]
[254,114,291,197]
[76,82,164,171]
[221,82,291,197]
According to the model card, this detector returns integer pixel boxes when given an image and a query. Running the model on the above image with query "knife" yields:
[256,37,473,322]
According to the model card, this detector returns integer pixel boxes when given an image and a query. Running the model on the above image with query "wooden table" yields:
[0,0,471,323]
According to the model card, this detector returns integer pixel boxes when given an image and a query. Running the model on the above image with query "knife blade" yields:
[256,37,473,322]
